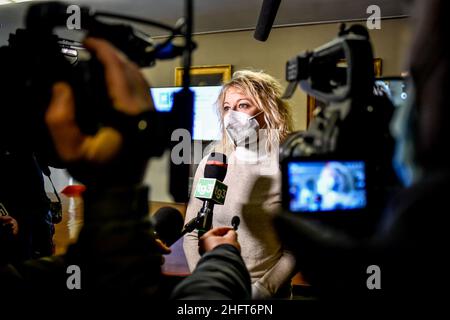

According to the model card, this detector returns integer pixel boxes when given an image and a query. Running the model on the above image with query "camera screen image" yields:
[287,161,367,212]
[375,78,409,109]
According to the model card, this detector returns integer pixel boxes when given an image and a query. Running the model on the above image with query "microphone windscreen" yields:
[204,152,228,182]
[151,206,184,246]
[254,0,282,41]
[231,216,240,230]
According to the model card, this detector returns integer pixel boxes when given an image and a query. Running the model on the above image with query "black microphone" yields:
[193,152,228,237]
[231,216,240,231]
[151,206,184,247]
[254,0,282,41]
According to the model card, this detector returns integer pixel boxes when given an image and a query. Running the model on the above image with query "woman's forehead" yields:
[224,86,252,100]
[225,86,245,95]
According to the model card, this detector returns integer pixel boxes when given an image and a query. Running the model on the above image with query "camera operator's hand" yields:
[83,38,154,116]
[155,238,172,255]
[45,38,154,186]
[155,238,172,265]
[0,216,19,237]
[198,227,240,255]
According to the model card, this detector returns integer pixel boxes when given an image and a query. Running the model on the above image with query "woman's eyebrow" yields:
[224,98,246,104]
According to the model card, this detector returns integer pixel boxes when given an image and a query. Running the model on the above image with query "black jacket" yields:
[172,244,251,300]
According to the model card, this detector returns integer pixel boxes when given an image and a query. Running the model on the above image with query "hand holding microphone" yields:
[151,206,184,255]
[151,206,241,258]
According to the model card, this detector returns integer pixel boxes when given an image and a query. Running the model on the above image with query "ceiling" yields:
[0,0,409,39]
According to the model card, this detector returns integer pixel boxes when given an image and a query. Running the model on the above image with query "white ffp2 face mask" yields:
[223,110,263,146]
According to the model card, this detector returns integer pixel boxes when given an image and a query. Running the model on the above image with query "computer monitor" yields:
[150,86,222,141]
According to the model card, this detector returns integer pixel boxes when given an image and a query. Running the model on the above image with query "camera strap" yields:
[40,165,63,224]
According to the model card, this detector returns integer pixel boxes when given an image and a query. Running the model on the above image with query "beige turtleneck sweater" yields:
[183,146,296,299]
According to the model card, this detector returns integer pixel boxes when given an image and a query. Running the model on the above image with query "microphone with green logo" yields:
[192,152,228,237]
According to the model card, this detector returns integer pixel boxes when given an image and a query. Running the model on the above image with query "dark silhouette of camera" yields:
[280,25,399,237]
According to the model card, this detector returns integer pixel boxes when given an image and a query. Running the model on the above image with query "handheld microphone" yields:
[194,152,228,237]
[254,0,282,42]
[151,206,184,247]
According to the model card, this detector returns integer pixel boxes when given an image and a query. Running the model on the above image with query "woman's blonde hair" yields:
[213,69,293,154]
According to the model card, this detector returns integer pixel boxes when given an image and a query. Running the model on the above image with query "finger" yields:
[199,228,230,241]
[46,83,87,162]
[83,37,128,70]
[223,229,238,241]
[81,127,123,163]
[46,83,123,163]
[12,224,19,236]
[83,37,130,96]
[83,38,126,97]
[223,230,240,251]
[1,216,12,222]
[155,239,172,254]
[46,83,74,126]
[84,38,150,114]
[205,227,234,237]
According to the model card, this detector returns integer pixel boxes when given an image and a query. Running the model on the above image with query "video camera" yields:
[0,1,195,202]
[280,24,399,237]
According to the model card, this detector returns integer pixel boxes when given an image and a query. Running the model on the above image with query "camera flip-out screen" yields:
[283,160,367,213]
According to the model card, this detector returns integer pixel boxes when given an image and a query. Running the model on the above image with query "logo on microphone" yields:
[194,178,228,205]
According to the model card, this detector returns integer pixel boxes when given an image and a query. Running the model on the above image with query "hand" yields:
[0,216,19,237]
[83,38,154,116]
[155,238,172,255]
[155,238,172,265]
[198,227,240,255]
[45,38,154,165]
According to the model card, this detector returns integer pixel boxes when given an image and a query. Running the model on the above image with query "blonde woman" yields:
[183,70,297,299]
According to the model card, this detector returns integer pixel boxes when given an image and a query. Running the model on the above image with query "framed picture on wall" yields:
[175,64,232,86]
[306,58,383,127]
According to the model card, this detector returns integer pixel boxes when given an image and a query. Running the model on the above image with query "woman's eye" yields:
[238,103,249,109]
[223,106,230,111]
